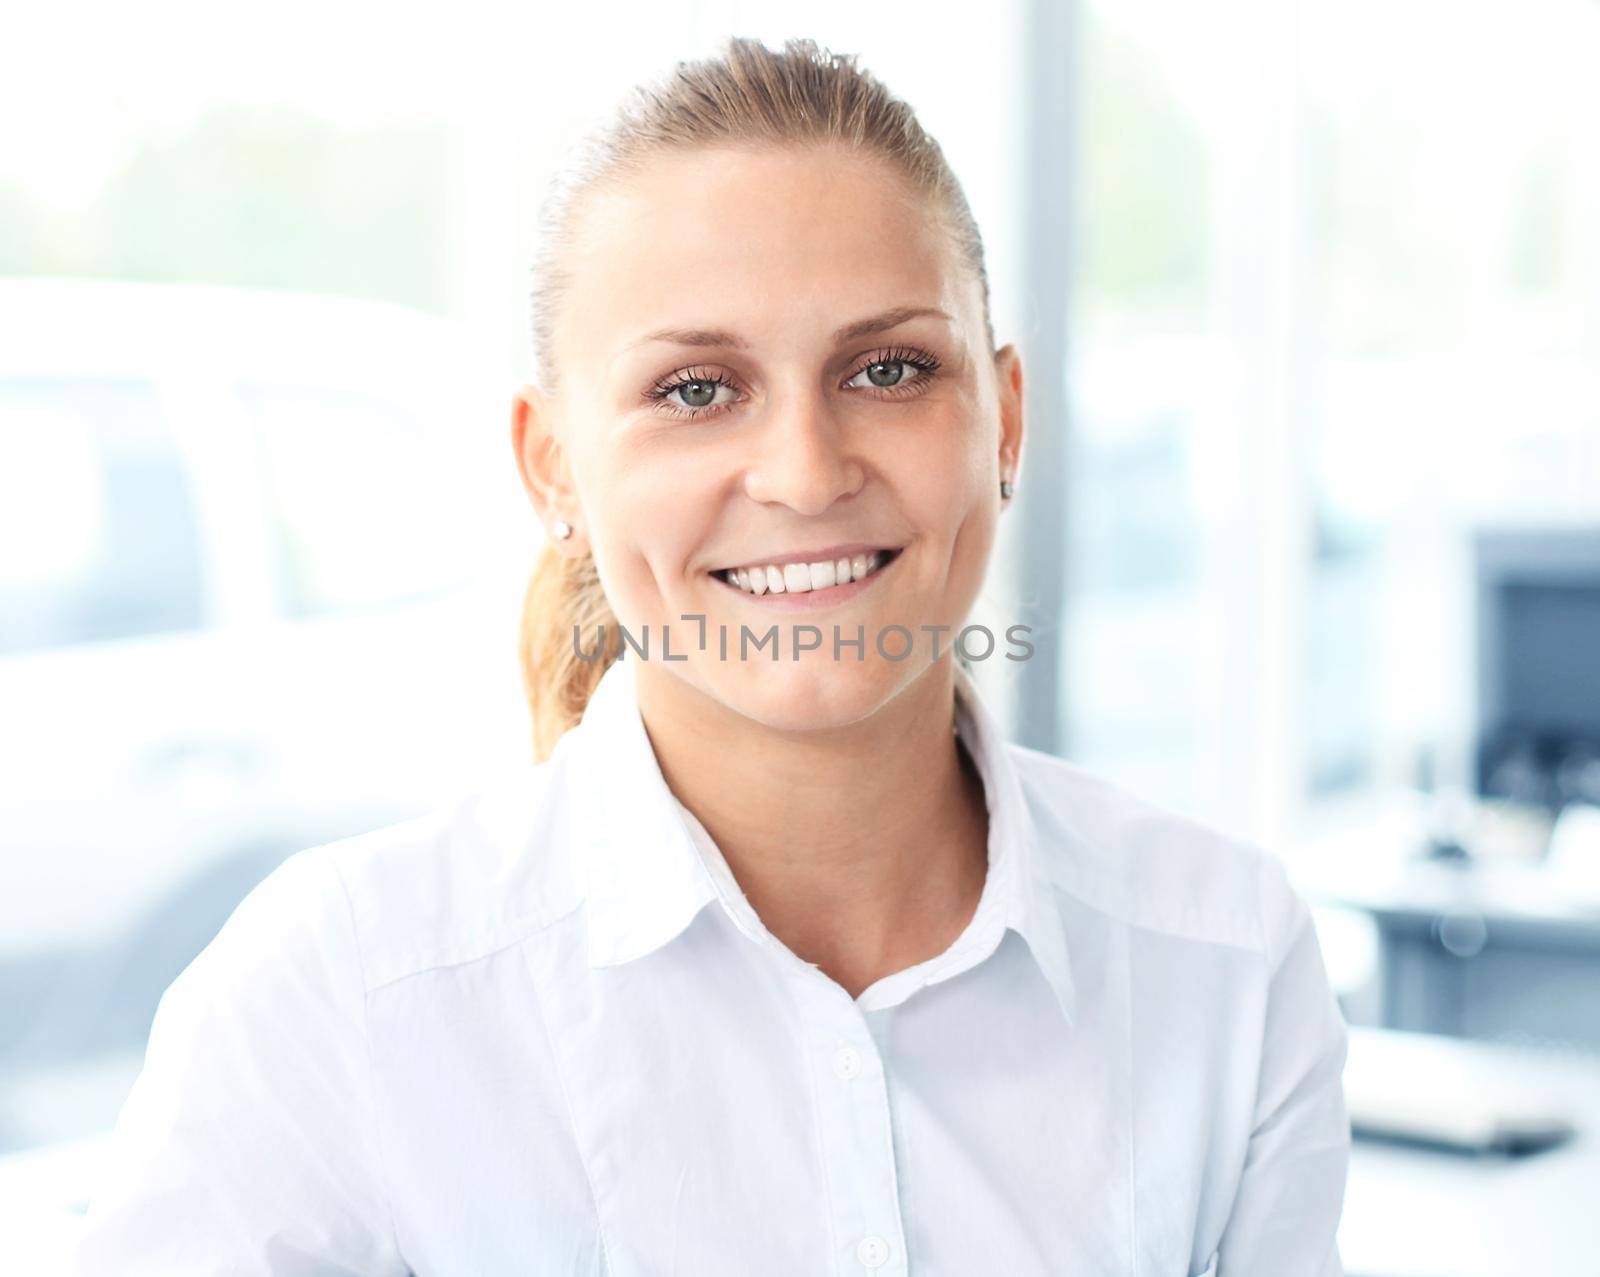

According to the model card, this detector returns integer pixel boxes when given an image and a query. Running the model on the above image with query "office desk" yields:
[1286,797,1600,1052]
[1338,1027,1600,1277]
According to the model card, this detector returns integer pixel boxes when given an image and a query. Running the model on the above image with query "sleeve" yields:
[1215,848,1352,1277]
[70,848,410,1276]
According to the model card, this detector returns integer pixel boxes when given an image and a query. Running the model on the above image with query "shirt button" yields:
[833,1046,863,1079]
[856,1235,891,1268]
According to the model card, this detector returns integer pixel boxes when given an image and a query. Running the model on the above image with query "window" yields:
[1063,2,1222,825]
[1063,0,1600,845]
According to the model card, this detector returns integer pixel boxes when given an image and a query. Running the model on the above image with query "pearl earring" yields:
[551,519,573,541]
[1000,479,1014,500]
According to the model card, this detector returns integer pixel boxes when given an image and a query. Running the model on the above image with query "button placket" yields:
[789,978,907,1276]
[833,1045,863,1080]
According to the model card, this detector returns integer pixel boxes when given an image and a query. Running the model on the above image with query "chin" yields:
[704,653,914,733]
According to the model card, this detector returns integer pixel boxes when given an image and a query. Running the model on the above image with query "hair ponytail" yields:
[517,542,621,764]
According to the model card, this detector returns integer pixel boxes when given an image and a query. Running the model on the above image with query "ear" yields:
[510,384,588,556]
[993,343,1025,494]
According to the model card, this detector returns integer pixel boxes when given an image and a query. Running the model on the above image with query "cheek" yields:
[894,415,991,540]
[901,414,997,601]
[584,440,723,612]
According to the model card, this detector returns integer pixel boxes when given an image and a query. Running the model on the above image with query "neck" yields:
[634,659,990,1000]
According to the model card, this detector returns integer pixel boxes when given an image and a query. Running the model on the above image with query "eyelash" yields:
[643,345,943,421]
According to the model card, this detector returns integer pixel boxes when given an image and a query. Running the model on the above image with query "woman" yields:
[74,35,1350,1277]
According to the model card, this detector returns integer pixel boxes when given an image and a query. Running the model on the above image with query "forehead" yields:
[559,144,968,368]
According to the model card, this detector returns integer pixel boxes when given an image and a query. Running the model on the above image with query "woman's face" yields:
[517,143,1023,732]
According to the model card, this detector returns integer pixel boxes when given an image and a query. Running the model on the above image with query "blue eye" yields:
[643,345,942,421]
[666,378,735,411]
[844,346,942,394]
[850,361,908,388]
[646,367,741,420]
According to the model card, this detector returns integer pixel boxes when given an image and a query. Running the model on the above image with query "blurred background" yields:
[3,1,1598,1273]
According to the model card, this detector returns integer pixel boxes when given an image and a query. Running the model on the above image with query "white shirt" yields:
[73,654,1351,1277]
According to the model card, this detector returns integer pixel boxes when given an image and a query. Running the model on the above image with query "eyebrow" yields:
[622,305,954,354]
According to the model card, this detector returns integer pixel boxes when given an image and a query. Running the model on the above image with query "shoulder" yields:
[252,744,588,995]
[161,844,363,1030]
[1008,743,1308,964]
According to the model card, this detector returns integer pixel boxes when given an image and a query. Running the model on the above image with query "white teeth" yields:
[719,550,894,595]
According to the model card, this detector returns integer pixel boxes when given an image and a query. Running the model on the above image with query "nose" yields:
[741,390,865,516]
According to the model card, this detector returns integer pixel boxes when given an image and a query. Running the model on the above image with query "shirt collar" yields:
[567,656,1077,1027]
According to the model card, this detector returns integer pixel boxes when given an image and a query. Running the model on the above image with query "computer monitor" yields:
[1473,525,1600,812]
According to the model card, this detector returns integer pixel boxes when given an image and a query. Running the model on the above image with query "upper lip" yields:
[714,542,899,572]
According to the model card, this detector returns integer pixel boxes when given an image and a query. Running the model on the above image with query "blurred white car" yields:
[0,279,537,1201]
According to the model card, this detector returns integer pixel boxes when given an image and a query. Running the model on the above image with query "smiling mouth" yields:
[713,547,902,596]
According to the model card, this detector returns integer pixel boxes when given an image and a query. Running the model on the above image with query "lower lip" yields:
[711,550,902,611]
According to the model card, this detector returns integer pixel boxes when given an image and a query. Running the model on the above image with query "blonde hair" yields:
[519,34,998,763]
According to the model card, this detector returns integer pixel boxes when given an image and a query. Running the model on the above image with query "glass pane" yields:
[1301,0,1600,801]
[1065,1,1217,819]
